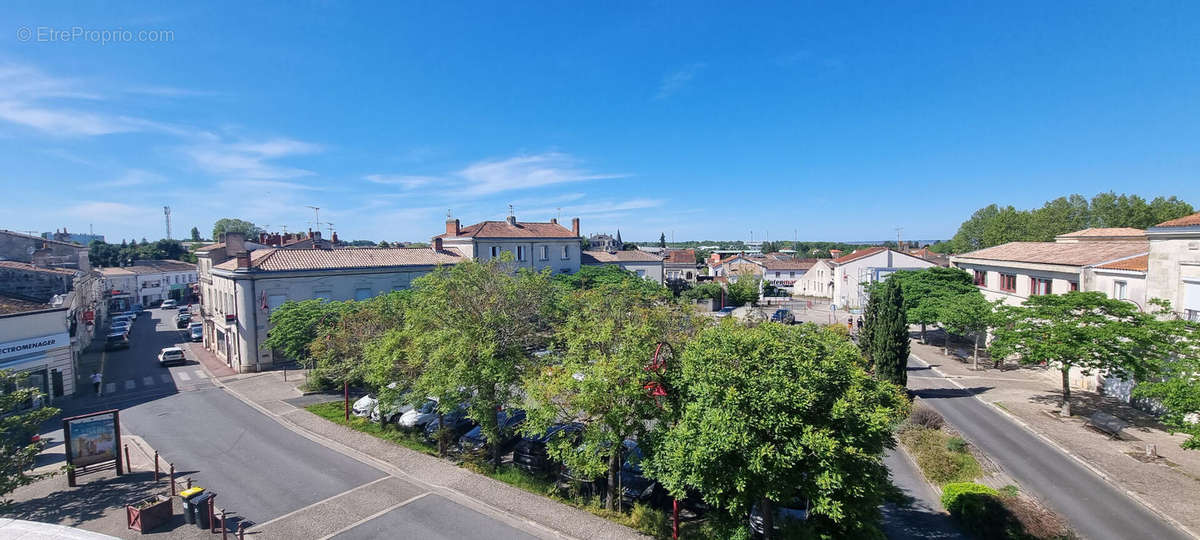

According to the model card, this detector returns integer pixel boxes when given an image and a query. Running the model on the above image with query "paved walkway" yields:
[910,339,1199,539]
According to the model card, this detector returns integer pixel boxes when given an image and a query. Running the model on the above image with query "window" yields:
[490,246,501,258]
[775,272,781,278]
[561,245,570,260]
[1069,281,1079,291]
[517,246,526,261]
[355,288,372,301]
[999,273,1017,292]
[789,272,795,278]
[539,245,549,260]
[973,270,987,286]
[1114,280,1128,300]
[636,269,646,278]
[1031,277,1052,296]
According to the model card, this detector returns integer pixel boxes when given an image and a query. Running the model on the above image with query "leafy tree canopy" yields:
[1,370,61,510]
[211,218,264,242]
[89,238,195,266]
[1133,318,1200,449]
[262,299,355,366]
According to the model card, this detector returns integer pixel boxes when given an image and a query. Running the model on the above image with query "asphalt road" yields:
[332,494,538,540]
[881,448,964,539]
[908,355,1190,540]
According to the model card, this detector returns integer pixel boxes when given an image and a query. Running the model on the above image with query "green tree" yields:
[1134,319,1200,449]
[1,370,61,510]
[1148,196,1195,227]
[261,299,352,367]
[937,292,994,369]
[407,259,558,464]
[309,292,409,389]
[659,232,667,248]
[553,264,652,291]
[859,285,881,371]
[726,274,760,306]
[682,282,723,302]
[990,292,1160,417]
[190,227,202,242]
[378,241,391,248]
[211,218,263,242]
[869,279,909,388]
[878,268,976,344]
[523,280,691,510]
[644,323,908,539]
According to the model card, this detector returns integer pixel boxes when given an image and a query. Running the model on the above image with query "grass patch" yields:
[899,426,982,485]
[305,401,438,456]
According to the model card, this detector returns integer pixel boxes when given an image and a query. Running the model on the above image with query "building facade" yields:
[792,259,836,299]
[831,247,939,308]
[0,230,90,271]
[663,249,698,284]
[581,250,664,283]
[437,216,582,274]
[1146,213,1200,321]
[0,302,74,404]
[97,260,197,308]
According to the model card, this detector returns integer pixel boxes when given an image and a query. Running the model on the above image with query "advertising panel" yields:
[64,410,120,468]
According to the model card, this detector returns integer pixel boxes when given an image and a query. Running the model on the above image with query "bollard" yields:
[169,464,176,495]
[187,477,193,490]
[209,495,216,533]
[154,451,159,481]
[221,509,228,539]
[124,444,131,473]
[237,522,245,540]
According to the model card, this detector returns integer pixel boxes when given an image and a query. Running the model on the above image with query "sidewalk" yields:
[910,336,1200,537]
[211,369,645,540]
[180,340,237,378]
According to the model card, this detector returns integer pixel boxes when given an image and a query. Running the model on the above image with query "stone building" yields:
[437,215,582,274]
[0,261,78,303]
[0,230,90,271]
[1146,212,1200,321]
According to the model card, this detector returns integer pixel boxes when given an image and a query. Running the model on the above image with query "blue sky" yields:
[2,2,1199,243]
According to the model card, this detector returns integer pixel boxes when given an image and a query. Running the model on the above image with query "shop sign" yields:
[0,332,70,363]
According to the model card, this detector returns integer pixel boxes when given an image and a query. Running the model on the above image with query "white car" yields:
[161,299,178,309]
[158,347,186,367]
[351,394,377,418]
[396,399,439,430]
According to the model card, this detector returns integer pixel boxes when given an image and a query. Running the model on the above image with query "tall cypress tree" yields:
[870,279,909,388]
[859,289,881,370]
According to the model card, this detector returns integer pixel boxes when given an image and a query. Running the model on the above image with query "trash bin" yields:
[178,487,204,525]
[192,492,215,529]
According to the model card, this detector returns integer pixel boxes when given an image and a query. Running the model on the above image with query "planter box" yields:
[127,494,173,533]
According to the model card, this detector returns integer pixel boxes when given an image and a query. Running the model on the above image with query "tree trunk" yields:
[1060,367,1072,417]
[606,448,621,512]
[493,435,503,467]
[920,323,927,344]
[972,333,980,371]
[761,497,774,540]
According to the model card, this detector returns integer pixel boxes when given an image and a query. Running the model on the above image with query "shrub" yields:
[940,482,997,510]
[824,323,851,338]
[999,492,1076,539]
[899,427,982,485]
[629,503,669,537]
[946,436,968,453]
[908,406,945,430]
[999,484,1019,498]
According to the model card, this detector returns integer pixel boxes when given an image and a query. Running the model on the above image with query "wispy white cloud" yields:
[97,169,165,188]
[525,197,663,218]
[183,137,322,179]
[458,152,628,195]
[655,63,706,100]
[364,174,442,189]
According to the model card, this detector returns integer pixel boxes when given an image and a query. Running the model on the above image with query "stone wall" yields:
[0,266,75,302]
[0,230,88,269]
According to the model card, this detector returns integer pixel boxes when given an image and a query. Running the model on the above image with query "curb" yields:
[911,353,1199,540]
[205,371,596,540]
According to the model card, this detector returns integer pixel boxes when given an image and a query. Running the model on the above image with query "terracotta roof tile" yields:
[761,258,819,271]
[0,261,78,275]
[664,249,695,264]
[1095,254,1149,272]
[1057,227,1145,238]
[582,250,663,264]
[213,247,465,272]
[833,246,887,264]
[1154,212,1200,228]
[194,242,225,252]
[954,241,1148,266]
[437,220,577,239]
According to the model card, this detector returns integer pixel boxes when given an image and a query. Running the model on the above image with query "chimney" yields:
[225,231,247,255]
[571,217,580,236]
[432,237,443,251]
[506,215,517,226]
[331,231,339,244]
[236,251,251,270]
[550,218,557,224]
[307,228,314,239]
[312,231,321,241]
[446,218,460,236]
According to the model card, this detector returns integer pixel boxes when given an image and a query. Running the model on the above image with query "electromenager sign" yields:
[0,332,70,363]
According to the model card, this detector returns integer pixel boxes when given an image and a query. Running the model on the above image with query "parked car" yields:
[110,321,130,336]
[715,306,737,317]
[111,314,135,327]
[770,309,795,324]
[178,305,190,313]
[131,304,147,316]
[158,347,186,367]
[175,313,192,328]
[160,299,178,309]
[422,405,476,443]
[351,394,377,418]
[188,323,203,342]
[396,399,439,430]
[104,332,130,351]
[457,409,527,454]
[514,422,583,475]
[616,441,666,508]
[749,496,809,537]
[369,386,413,424]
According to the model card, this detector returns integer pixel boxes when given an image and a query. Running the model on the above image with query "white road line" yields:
[193,370,207,378]
[176,371,191,381]
[250,477,395,531]
[105,382,116,393]
[318,492,431,540]
[142,376,155,386]
[124,380,136,390]
[161,374,171,383]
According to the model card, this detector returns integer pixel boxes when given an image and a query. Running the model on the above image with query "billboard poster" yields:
[64,410,120,468]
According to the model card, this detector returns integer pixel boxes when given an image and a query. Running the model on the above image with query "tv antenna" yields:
[895,227,903,249]
[164,206,172,239]
[325,222,335,238]
[305,206,321,230]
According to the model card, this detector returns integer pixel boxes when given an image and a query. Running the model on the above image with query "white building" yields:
[1146,212,1200,322]
[663,249,698,284]
[0,299,74,404]
[830,247,939,308]
[438,215,582,274]
[201,233,465,372]
[581,250,664,283]
[97,260,198,308]
[793,259,836,299]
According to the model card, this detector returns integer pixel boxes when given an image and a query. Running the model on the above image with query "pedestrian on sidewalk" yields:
[91,371,103,395]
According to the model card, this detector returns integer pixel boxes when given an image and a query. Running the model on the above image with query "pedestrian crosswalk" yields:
[98,369,212,397]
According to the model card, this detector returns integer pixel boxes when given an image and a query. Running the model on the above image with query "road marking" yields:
[124,380,135,390]
[249,476,394,531]
[105,382,116,394]
[193,370,207,379]
[176,371,191,381]
[161,374,171,383]
[317,492,431,540]
[142,376,155,386]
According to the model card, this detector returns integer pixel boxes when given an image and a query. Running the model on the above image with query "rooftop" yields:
[213,247,465,272]
[98,260,196,275]
[0,260,78,276]
[581,250,663,264]
[1094,254,1150,272]
[664,249,695,264]
[438,220,577,239]
[761,258,819,271]
[954,241,1148,267]
[0,229,85,248]
[0,294,53,315]
[1056,227,1146,238]
[1153,212,1200,228]
[833,246,887,264]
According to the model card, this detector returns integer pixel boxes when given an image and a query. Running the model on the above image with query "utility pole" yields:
[895,227,903,250]
[164,206,172,240]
